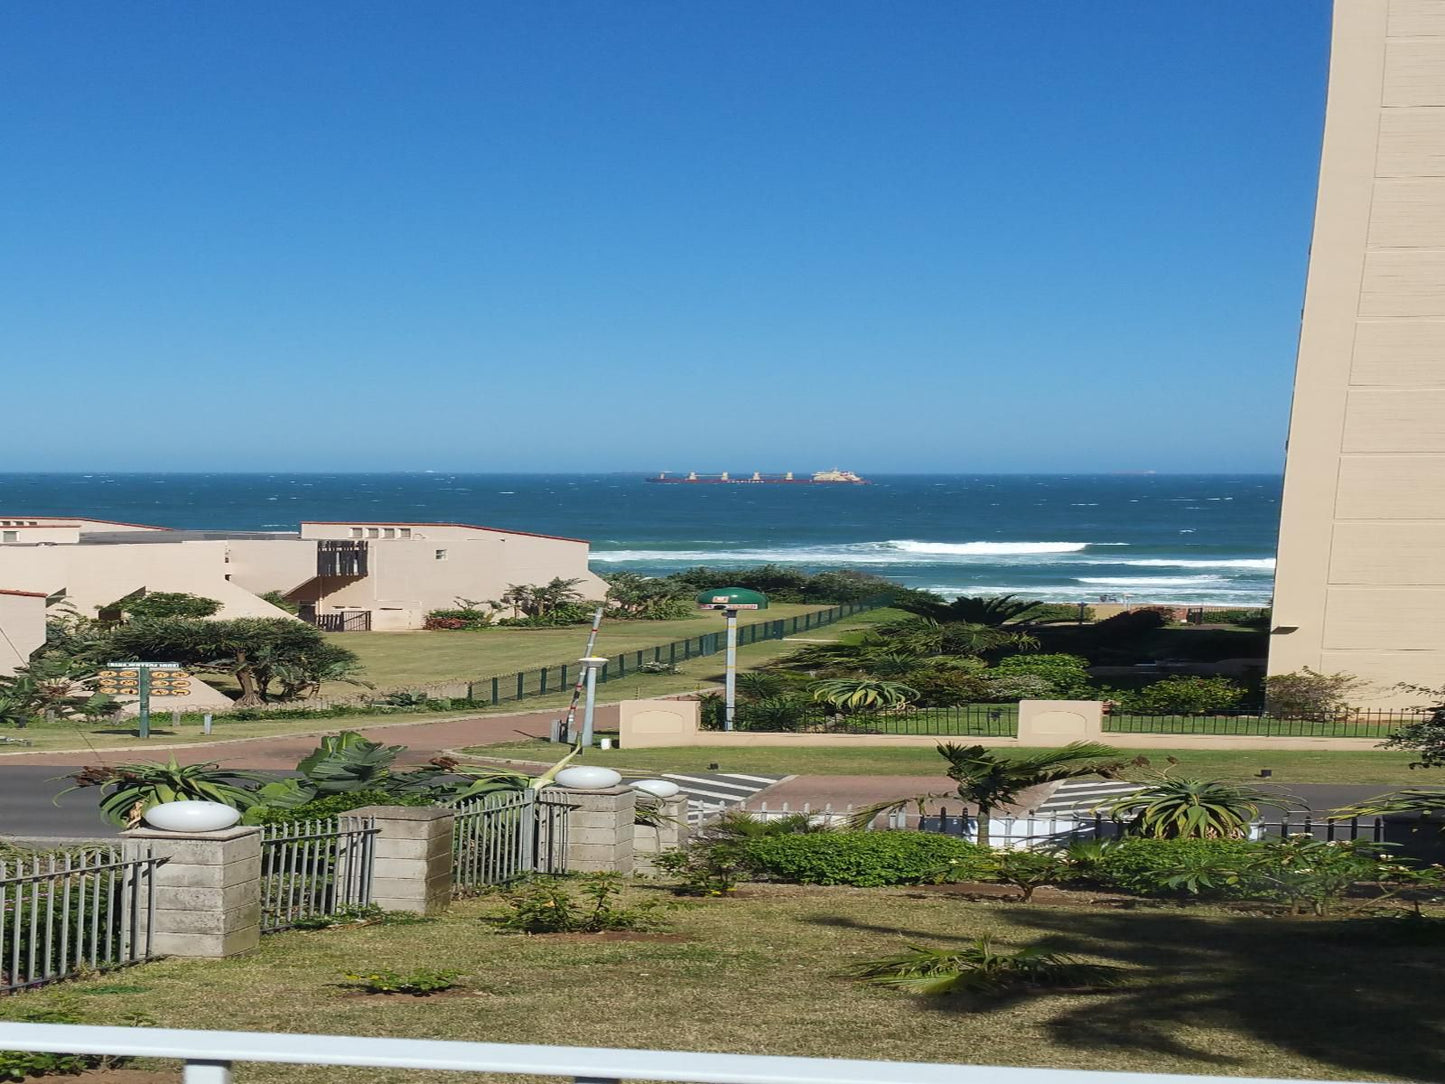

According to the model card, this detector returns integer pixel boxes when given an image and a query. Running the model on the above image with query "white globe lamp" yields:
[554,765,623,790]
[631,779,681,799]
[142,800,242,833]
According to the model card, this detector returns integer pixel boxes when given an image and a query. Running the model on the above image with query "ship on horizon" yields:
[647,469,869,485]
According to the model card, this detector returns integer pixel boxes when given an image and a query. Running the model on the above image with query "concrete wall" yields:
[0,589,47,676]
[616,699,1389,752]
[224,538,322,597]
[293,521,608,630]
[0,526,82,544]
[1273,0,1445,706]
[0,542,295,622]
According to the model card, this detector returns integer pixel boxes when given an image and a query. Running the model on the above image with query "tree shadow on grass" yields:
[994,907,1445,1080]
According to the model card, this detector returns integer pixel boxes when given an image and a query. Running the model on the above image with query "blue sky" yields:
[1,2,1330,473]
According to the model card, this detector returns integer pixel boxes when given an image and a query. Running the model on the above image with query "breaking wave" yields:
[590,539,1109,565]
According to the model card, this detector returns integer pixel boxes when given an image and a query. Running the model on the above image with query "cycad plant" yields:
[809,678,918,714]
[1106,778,1295,839]
[62,758,266,827]
[852,936,1121,997]
[859,742,1124,847]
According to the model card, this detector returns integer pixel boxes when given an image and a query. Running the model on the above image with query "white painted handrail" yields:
[0,1023,1361,1084]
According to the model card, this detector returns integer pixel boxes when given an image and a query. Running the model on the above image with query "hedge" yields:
[741,831,991,887]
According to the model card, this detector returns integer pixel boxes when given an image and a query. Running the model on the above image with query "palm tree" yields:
[859,742,1124,847]
[894,593,1046,627]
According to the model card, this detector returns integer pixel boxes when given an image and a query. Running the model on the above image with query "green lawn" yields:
[3,886,1434,1082]
[325,603,894,689]
[462,738,1432,785]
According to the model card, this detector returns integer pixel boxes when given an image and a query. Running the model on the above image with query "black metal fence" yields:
[712,703,1018,737]
[1102,709,1424,739]
[457,596,894,708]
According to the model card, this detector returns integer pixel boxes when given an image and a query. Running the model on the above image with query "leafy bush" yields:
[906,667,992,707]
[982,850,1075,902]
[0,996,133,1079]
[1022,603,1094,624]
[423,608,496,630]
[1250,837,1396,916]
[245,790,433,825]
[496,602,598,627]
[660,565,895,605]
[980,673,1056,702]
[742,831,991,887]
[656,810,828,895]
[1264,667,1364,721]
[1092,838,1262,898]
[341,968,460,995]
[486,874,668,933]
[112,591,221,621]
[1115,676,1245,715]
[637,660,680,675]
[990,653,1094,699]
[1204,607,1271,629]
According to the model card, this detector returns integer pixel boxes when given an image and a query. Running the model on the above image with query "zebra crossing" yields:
[620,771,787,821]
[1031,779,1144,816]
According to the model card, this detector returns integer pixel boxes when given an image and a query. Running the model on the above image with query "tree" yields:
[860,741,1125,847]
[108,592,221,622]
[105,617,363,707]
[603,573,692,620]
[878,617,1036,657]
[894,593,1046,627]
[1381,683,1445,768]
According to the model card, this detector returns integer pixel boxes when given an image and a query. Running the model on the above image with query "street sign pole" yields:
[724,607,738,732]
[137,667,151,739]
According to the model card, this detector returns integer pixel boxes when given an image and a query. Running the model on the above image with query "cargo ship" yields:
[647,469,869,485]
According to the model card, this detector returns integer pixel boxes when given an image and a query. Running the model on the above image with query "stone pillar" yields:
[633,794,690,875]
[1015,699,1106,747]
[352,806,455,915]
[554,786,636,874]
[121,824,261,958]
[619,699,702,748]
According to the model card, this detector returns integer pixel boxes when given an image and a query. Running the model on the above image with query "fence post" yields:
[553,786,636,874]
[121,824,262,958]
[516,672,524,700]
[490,677,500,705]
[351,806,454,915]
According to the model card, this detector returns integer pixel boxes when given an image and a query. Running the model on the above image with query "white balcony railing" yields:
[0,1023,1361,1084]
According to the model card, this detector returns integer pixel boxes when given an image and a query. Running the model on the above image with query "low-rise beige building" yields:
[0,589,48,677]
[0,515,610,651]
[1273,0,1445,705]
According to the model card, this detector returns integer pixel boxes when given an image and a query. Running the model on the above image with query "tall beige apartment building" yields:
[1272,0,1445,705]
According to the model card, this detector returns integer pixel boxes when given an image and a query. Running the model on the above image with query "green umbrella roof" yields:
[695,587,769,609]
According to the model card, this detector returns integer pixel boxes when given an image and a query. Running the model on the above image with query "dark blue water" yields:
[0,473,1281,604]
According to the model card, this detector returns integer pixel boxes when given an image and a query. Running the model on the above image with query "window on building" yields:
[367,527,380,539]
[382,527,395,538]
[435,548,448,560]
[350,527,363,539]
[2,531,16,543]
[399,527,412,539]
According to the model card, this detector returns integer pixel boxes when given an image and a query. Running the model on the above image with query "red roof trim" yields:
[0,517,172,531]
[0,589,49,598]
[301,521,590,544]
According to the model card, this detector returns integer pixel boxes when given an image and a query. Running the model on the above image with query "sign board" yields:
[101,662,190,738]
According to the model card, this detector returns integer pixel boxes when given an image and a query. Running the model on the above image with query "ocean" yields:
[0,473,1281,605]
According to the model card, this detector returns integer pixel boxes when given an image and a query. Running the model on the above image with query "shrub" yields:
[1092,608,1170,639]
[423,608,496,631]
[1205,607,1271,629]
[1021,603,1095,625]
[1249,837,1396,916]
[1092,837,1262,898]
[907,668,993,707]
[485,874,668,933]
[246,790,433,825]
[1265,667,1365,720]
[1115,676,1245,715]
[341,968,460,995]
[983,850,1075,902]
[657,810,829,895]
[990,653,1094,699]
[981,674,1059,702]
[742,831,991,887]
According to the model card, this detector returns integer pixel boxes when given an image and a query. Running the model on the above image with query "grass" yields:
[4,886,1439,1082]
[325,602,872,689]
[461,738,1432,785]
[0,611,898,756]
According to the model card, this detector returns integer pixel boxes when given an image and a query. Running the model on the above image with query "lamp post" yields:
[578,655,608,748]
[695,588,768,731]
